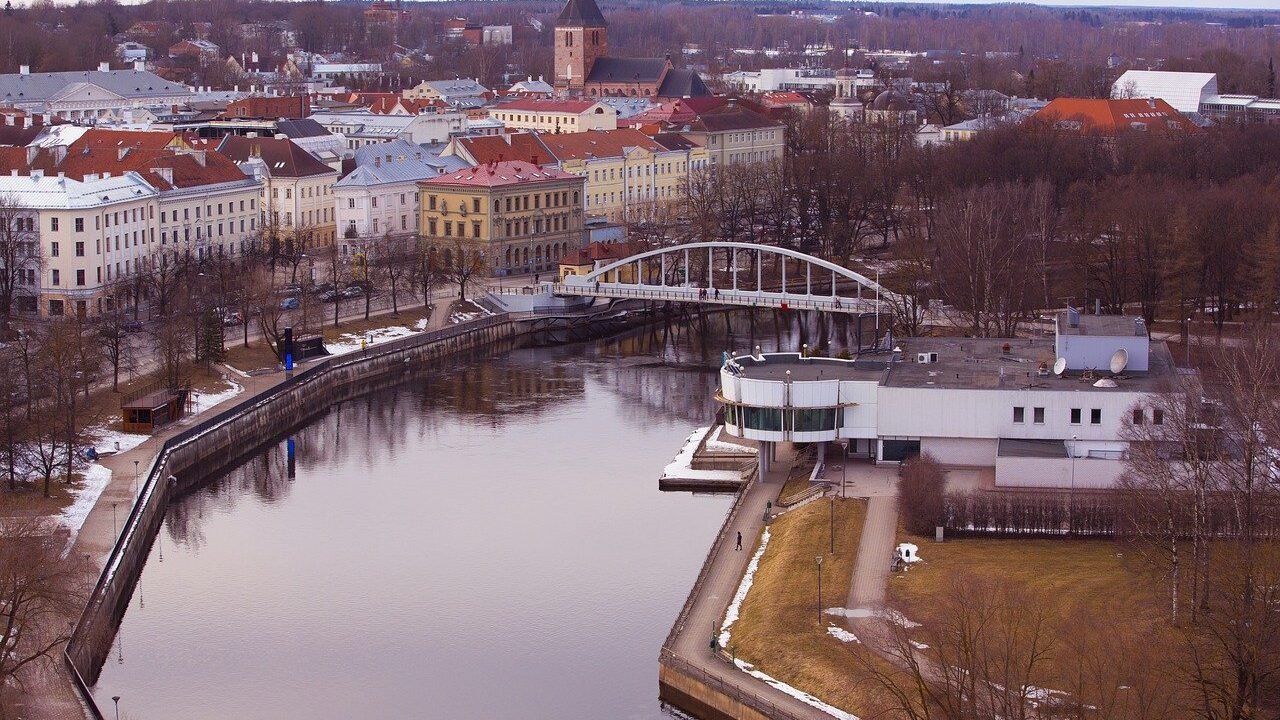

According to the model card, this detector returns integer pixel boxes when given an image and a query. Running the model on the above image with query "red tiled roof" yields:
[534,128,664,160]
[493,98,602,114]
[420,160,581,188]
[216,135,335,177]
[1032,98,1198,134]
[562,240,641,266]
[456,133,554,166]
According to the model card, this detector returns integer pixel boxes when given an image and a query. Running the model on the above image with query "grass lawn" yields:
[225,341,282,374]
[0,476,75,516]
[728,497,880,715]
[779,452,819,503]
[886,531,1167,681]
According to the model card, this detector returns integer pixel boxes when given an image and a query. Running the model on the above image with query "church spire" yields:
[556,0,607,28]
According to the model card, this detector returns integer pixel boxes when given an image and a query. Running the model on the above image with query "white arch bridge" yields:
[555,242,892,316]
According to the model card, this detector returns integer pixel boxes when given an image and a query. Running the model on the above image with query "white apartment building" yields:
[0,170,159,318]
[334,139,468,255]
[308,110,467,149]
[0,62,192,123]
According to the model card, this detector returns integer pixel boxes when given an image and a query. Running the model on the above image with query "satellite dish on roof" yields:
[1053,357,1067,376]
[1109,348,1129,375]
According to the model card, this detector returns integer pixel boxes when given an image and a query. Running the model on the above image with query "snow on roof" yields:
[1110,70,1218,114]
[0,171,157,209]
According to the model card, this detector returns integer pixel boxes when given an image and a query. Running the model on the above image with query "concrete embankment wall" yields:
[63,314,524,717]
[659,663,772,720]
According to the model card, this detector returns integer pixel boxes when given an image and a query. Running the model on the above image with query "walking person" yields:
[735,531,743,551]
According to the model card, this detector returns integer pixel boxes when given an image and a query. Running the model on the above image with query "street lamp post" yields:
[133,460,139,496]
[111,502,118,538]
[829,491,835,555]
[816,555,823,624]
[1069,434,1078,534]
[1185,316,1192,366]
[112,695,120,720]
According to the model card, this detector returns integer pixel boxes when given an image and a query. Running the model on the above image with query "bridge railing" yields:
[554,283,881,314]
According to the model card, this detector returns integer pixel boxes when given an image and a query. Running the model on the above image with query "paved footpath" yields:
[667,443,833,719]
[847,495,899,609]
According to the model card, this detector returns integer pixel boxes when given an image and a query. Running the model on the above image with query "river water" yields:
[90,314,830,719]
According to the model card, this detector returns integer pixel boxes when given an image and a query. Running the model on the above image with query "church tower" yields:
[554,0,608,92]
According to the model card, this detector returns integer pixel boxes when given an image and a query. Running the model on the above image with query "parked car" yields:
[276,284,302,297]
[121,319,145,333]
[221,311,243,327]
[311,282,336,296]
[340,285,365,299]
[279,297,299,310]
[319,290,341,303]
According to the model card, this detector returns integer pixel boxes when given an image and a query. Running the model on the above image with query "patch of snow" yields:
[188,377,244,415]
[663,427,748,483]
[910,640,930,650]
[59,463,112,556]
[89,426,149,455]
[719,526,770,648]
[732,658,860,720]
[896,542,921,563]
[824,606,922,628]
[827,625,860,644]
[449,300,495,324]
[414,317,429,330]
[883,609,923,628]
[325,325,419,356]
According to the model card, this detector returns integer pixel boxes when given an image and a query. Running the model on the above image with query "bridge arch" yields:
[561,241,890,297]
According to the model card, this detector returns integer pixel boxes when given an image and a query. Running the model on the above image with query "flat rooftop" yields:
[730,352,887,382]
[881,336,1176,392]
[1056,311,1146,337]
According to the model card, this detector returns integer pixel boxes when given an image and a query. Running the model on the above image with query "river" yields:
[90,313,832,719]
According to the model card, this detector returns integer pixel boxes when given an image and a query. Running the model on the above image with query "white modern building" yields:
[718,312,1174,489]
[724,67,838,93]
[1110,70,1218,115]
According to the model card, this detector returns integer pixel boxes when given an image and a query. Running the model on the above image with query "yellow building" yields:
[418,160,586,276]
[558,240,641,282]
[488,98,617,133]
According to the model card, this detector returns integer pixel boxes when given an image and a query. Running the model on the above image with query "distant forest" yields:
[0,0,1277,96]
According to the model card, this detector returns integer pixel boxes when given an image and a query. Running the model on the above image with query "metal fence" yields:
[63,313,515,719]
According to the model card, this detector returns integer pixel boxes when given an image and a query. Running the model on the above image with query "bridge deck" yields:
[554,282,882,316]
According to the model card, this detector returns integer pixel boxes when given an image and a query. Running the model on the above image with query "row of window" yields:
[346,193,416,210]
[1012,406,1164,426]
[724,405,838,433]
[268,185,330,200]
[425,191,575,214]
[159,200,254,225]
[48,240,255,288]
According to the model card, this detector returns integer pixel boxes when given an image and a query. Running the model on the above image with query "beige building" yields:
[418,160,586,277]
[679,102,785,168]
[0,171,160,318]
[218,136,339,246]
[488,99,617,133]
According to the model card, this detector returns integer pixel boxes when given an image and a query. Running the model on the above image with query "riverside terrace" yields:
[718,329,1180,487]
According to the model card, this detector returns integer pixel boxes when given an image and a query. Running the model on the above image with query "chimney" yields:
[24,145,37,165]
[98,61,110,72]
[18,64,29,76]
[1148,96,1156,109]
[1094,298,1101,315]
[134,60,145,71]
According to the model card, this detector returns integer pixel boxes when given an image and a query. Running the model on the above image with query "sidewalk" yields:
[667,443,833,719]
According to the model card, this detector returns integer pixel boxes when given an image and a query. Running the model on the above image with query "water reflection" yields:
[92,311,839,720]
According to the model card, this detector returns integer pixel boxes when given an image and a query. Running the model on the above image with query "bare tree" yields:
[0,517,92,710]
[0,194,39,331]
[374,232,413,315]
[440,238,489,303]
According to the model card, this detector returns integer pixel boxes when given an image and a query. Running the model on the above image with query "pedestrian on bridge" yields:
[736,531,743,550]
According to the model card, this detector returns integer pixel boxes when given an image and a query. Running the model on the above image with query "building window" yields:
[473,221,481,238]
[75,241,84,256]
[1153,408,1164,425]
[50,241,58,257]
[50,217,58,231]
[444,221,452,237]
[1033,407,1045,424]
[76,269,85,286]
[50,269,59,286]
[1132,408,1144,425]
[1013,407,1024,424]
[429,195,437,210]
[75,217,84,232]
[1090,408,1102,425]
[48,299,63,316]
[1070,408,1081,424]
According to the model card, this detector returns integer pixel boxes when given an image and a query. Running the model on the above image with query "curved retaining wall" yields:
[63,314,523,718]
